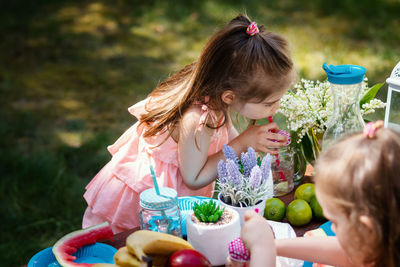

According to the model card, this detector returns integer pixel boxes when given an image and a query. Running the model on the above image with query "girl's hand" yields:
[234,122,287,154]
[241,211,277,267]
[241,211,275,252]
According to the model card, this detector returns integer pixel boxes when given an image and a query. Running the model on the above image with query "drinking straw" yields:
[149,165,172,234]
[150,165,160,195]
[268,116,286,182]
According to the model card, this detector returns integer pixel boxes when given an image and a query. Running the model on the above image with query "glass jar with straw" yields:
[138,166,183,237]
[266,116,295,196]
[248,117,296,196]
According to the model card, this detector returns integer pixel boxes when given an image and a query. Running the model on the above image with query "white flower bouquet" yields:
[217,145,274,207]
[278,78,386,163]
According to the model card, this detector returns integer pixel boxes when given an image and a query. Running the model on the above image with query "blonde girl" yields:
[83,14,295,233]
[241,122,400,266]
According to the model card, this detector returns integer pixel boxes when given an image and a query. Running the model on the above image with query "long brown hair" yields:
[315,128,400,266]
[140,14,294,139]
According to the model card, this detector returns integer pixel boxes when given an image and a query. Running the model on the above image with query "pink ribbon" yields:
[198,96,217,131]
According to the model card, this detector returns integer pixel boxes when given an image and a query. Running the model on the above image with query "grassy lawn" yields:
[1,0,399,265]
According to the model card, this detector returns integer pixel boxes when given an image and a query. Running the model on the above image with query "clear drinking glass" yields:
[271,146,295,197]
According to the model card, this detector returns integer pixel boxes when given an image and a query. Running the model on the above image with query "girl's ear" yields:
[359,215,377,238]
[221,90,236,105]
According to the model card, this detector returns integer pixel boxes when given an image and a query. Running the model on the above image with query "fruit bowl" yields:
[28,243,117,267]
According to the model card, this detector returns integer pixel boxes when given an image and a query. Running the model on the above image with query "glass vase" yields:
[293,145,307,185]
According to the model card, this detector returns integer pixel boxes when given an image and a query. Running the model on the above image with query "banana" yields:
[114,246,141,267]
[126,230,193,260]
[113,247,169,267]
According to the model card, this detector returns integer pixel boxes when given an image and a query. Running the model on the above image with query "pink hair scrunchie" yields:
[246,22,259,36]
[363,120,384,139]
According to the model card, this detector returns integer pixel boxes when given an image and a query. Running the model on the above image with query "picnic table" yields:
[103,165,324,251]
[25,167,323,266]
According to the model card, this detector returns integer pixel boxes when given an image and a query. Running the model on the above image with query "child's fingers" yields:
[263,122,280,132]
[265,139,287,148]
[244,210,259,221]
[267,132,287,142]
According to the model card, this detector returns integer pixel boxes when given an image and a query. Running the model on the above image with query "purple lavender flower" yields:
[260,153,272,183]
[249,165,262,188]
[222,144,239,165]
[246,147,257,167]
[240,147,258,177]
[217,160,228,183]
[226,159,242,186]
[239,153,250,177]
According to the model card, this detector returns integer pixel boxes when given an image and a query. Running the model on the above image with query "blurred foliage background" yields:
[1,0,399,265]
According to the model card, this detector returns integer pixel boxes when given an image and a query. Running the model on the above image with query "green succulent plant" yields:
[193,200,225,223]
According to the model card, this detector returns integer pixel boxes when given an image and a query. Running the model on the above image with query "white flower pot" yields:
[186,207,241,266]
[218,192,267,226]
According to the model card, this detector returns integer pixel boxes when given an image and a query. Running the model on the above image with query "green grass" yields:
[1,0,399,265]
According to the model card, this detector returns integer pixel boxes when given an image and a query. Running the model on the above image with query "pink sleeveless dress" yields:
[82,98,229,233]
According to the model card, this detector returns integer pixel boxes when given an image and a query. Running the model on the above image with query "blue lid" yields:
[140,187,178,210]
[323,63,366,84]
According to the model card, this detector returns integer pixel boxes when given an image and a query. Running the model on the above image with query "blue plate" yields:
[178,196,219,236]
[303,221,334,267]
[28,243,117,267]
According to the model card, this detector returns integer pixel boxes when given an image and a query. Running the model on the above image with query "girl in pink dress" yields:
[83,14,295,233]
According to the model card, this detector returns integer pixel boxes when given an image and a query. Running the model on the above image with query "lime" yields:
[286,199,312,226]
[310,196,325,220]
[264,198,286,222]
[294,183,315,203]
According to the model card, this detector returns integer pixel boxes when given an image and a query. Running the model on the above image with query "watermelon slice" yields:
[52,222,114,267]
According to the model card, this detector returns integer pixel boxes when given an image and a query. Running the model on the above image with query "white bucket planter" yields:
[218,192,267,226]
[186,206,241,266]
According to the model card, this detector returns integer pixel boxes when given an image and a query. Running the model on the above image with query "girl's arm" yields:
[178,107,228,189]
[276,236,353,267]
[178,107,286,189]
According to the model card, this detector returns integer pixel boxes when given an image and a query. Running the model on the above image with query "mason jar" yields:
[139,187,182,237]
[271,145,295,197]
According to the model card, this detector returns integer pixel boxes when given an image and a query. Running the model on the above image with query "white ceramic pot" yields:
[218,192,267,226]
[186,206,241,266]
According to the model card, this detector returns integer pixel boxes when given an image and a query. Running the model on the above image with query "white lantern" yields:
[384,62,400,131]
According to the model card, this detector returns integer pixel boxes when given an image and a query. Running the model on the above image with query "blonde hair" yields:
[315,128,400,266]
[139,14,294,140]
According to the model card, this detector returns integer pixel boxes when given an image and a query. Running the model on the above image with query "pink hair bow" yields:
[363,120,384,139]
[198,96,217,131]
